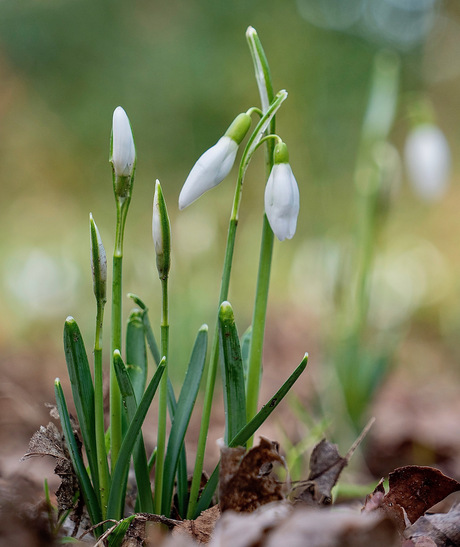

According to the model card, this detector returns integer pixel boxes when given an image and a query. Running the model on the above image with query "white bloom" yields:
[111,106,136,179]
[178,136,238,210]
[404,124,450,201]
[265,162,300,241]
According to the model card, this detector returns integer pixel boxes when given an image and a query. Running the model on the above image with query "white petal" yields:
[404,124,450,201]
[112,106,136,178]
[179,137,238,209]
[264,163,300,241]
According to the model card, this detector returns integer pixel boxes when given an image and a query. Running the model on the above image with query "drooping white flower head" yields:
[404,123,450,201]
[178,113,251,210]
[264,142,300,241]
[111,106,136,179]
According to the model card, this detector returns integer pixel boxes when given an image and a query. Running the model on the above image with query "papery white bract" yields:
[404,124,450,201]
[111,106,136,179]
[178,136,238,210]
[264,162,300,241]
[246,26,270,114]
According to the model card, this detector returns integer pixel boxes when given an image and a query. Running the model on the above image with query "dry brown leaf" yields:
[210,502,291,547]
[210,503,399,547]
[385,466,460,530]
[404,503,460,546]
[22,421,83,530]
[172,505,220,545]
[293,439,347,506]
[219,437,285,513]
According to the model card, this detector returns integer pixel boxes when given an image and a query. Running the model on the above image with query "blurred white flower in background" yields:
[4,249,79,318]
[404,123,451,201]
[296,0,440,50]
[368,239,451,330]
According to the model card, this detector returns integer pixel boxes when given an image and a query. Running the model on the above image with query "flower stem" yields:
[245,28,276,447]
[153,277,169,514]
[186,90,287,519]
[94,301,110,517]
[245,214,273,436]
[110,200,129,469]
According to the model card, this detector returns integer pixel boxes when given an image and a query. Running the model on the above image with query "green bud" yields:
[89,213,107,305]
[152,180,171,280]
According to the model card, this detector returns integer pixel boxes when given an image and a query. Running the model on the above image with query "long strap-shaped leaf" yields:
[193,353,308,517]
[107,515,136,547]
[128,293,188,511]
[219,302,246,445]
[126,309,148,404]
[161,325,208,516]
[63,317,99,496]
[54,379,102,534]
[106,359,166,520]
[113,351,153,514]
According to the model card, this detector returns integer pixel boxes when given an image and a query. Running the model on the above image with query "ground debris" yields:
[218,437,286,513]
[22,419,85,534]
[210,503,399,547]
[403,503,460,546]
[292,438,348,506]
[172,505,221,544]
[364,465,460,532]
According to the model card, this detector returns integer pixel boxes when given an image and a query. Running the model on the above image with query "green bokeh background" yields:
[1,0,460,400]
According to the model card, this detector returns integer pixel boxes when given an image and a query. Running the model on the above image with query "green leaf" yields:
[128,293,160,365]
[106,359,165,520]
[161,325,208,516]
[107,515,136,547]
[126,309,148,403]
[193,353,308,517]
[54,379,102,533]
[113,350,153,513]
[128,293,188,510]
[240,325,252,387]
[219,302,246,445]
[63,317,99,496]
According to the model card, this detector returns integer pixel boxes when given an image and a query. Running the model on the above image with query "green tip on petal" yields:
[274,141,289,164]
[224,113,252,145]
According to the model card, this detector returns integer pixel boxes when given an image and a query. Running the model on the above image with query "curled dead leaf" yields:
[365,466,460,532]
[219,437,286,513]
[292,439,347,506]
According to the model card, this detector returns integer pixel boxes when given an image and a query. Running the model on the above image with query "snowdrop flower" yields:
[152,179,171,280]
[179,112,251,210]
[264,142,300,241]
[110,106,136,199]
[404,123,450,201]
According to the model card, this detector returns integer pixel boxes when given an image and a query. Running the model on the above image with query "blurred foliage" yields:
[1,0,460,399]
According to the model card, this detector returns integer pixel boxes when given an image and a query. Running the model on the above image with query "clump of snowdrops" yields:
[52,26,307,541]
